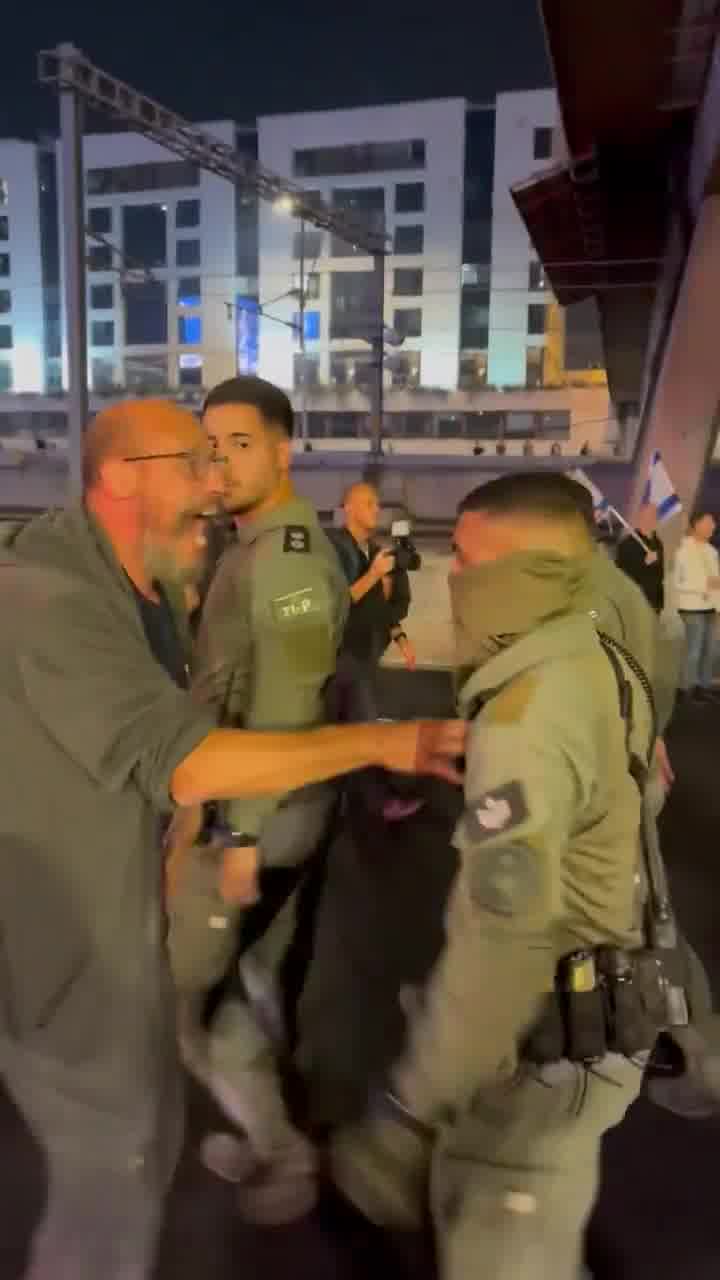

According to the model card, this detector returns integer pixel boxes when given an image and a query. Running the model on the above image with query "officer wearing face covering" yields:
[331,473,664,1280]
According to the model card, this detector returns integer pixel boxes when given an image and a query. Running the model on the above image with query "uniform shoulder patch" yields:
[463,780,529,843]
[283,525,310,554]
[482,672,538,726]
[468,843,541,917]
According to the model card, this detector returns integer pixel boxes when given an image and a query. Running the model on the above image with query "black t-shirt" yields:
[132,582,189,690]
[616,531,665,614]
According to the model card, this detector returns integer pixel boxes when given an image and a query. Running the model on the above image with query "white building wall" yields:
[257,99,466,393]
[0,142,45,393]
[488,89,559,387]
[58,122,238,393]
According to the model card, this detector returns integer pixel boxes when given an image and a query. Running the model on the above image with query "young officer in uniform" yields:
[167,376,349,1222]
[331,472,657,1279]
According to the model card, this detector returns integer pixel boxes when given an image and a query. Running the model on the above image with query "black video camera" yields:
[391,519,422,572]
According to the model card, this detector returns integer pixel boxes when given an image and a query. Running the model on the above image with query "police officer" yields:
[331,472,656,1279]
[168,375,349,1222]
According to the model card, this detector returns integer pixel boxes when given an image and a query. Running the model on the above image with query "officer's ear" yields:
[277,433,292,473]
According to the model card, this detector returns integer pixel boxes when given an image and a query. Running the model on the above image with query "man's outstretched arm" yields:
[171,719,466,807]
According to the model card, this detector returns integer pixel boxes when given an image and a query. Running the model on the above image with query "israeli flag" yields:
[642,451,682,522]
[568,468,611,522]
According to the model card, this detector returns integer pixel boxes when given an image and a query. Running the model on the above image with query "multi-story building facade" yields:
[0,140,59,395]
[256,98,466,395]
[56,122,256,397]
[1,90,613,456]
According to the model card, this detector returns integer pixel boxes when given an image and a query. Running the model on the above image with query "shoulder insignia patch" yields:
[468,843,540,917]
[283,525,310,554]
[482,672,538,726]
[463,780,529,843]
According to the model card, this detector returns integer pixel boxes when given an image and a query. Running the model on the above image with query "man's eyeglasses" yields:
[123,450,228,479]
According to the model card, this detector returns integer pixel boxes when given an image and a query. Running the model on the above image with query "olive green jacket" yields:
[0,506,215,1113]
[396,612,653,1121]
[193,495,349,843]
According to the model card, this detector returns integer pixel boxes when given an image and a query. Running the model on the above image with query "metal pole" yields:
[370,249,385,456]
[58,42,89,501]
[298,217,309,448]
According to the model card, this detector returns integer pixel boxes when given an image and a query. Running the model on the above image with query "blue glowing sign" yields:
[292,310,320,341]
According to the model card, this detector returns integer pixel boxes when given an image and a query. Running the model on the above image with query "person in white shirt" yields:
[674,510,720,699]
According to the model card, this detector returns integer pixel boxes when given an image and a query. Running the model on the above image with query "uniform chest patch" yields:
[271,586,319,626]
[283,525,310,553]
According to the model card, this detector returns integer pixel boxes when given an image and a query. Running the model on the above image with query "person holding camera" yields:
[328,482,420,820]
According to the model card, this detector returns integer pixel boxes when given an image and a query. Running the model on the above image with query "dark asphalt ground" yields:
[1,668,720,1279]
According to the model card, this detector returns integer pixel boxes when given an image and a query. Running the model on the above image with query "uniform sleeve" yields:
[19,590,216,812]
[225,532,343,840]
[394,682,580,1121]
[192,549,253,726]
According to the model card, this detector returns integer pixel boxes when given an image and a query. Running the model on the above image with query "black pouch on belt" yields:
[599,948,659,1056]
[563,952,607,1062]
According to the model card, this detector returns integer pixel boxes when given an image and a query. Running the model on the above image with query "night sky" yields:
[5,0,549,139]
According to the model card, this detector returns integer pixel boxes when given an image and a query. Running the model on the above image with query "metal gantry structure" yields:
[38,42,389,495]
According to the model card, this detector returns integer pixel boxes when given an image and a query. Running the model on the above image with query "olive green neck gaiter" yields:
[449,550,594,683]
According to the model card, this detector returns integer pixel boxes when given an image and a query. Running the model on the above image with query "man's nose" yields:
[206,457,227,496]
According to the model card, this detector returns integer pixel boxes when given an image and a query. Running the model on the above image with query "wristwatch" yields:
[210,824,258,849]
[392,629,408,644]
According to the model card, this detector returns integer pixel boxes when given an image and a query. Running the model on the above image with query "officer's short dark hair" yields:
[459,471,595,529]
[202,376,294,438]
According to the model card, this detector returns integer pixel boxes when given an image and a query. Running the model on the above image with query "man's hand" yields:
[370,549,396,582]
[379,721,466,785]
[396,635,417,671]
[218,845,260,906]
[330,1102,431,1230]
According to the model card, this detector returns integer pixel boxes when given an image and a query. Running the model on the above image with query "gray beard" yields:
[142,536,204,589]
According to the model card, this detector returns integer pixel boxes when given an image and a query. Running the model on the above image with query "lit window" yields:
[178,314,202,344]
[178,277,201,307]
[292,311,320,342]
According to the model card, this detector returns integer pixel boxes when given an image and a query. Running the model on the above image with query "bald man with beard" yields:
[0,399,465,1280]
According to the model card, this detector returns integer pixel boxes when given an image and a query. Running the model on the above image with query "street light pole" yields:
[58,42,89,500]
[369,250,385,457]
[298,216,310,448]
